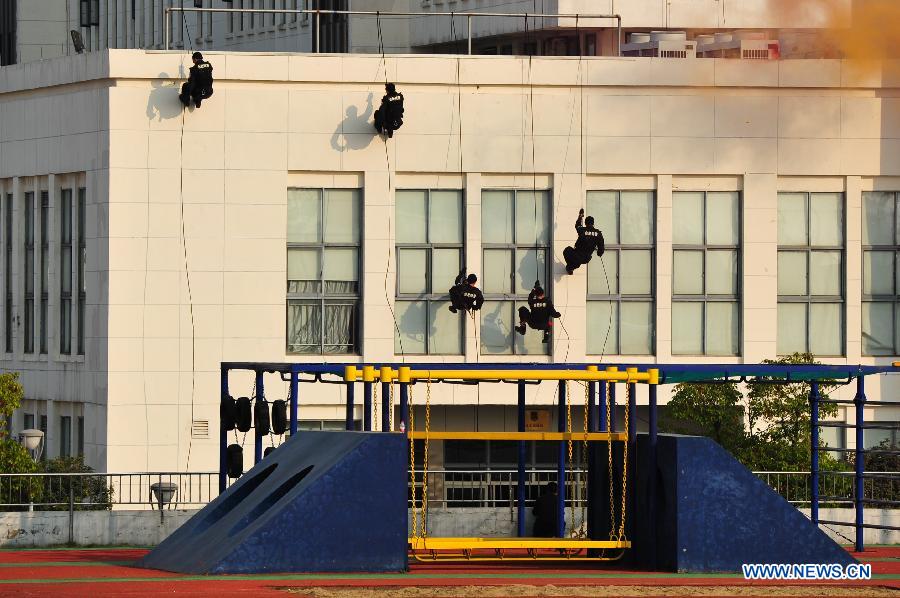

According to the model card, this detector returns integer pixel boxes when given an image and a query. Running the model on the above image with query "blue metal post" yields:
[588,381,597,432]
[517,381,527,537]
[810,382,820,526]
[854,376,866,553]
[254,370,264,465]
[363,382,373,431]
[382,381,391,431]
[648,382,658,569]
[289,370,298,436]
[219,366,229,494]
[598,380,608,432]
[345,382,355,431]
[557,380,566,538]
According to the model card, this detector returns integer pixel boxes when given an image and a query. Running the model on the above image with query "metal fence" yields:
[0,472,219,510]
[3,469,898,511]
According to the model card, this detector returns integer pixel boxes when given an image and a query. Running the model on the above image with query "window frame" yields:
[59,415,71,458]
[23,192,34,355]
[585,190,656,356]
[480,188,552,356]
[671,190,742,356]
[39,191,48,355]
[286,187,362,355]
[60,189,73,356]
[3,192,11,354]
[777,191,845,357]
[77,188,86,356]
[394,188,465,356]
[861,191,900,356]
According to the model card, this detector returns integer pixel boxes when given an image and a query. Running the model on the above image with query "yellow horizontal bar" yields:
[407,431,627,442]
[409,537,631,550]
[346,367,660,384]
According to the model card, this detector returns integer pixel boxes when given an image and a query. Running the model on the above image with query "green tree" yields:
[40,455,113,511]
[662,382,746,459]
[0,372,40,507]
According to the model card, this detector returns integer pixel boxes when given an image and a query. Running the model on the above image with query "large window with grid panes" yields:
[586,191,654,355]
[23,192,34,354]
[394,189,464,355]
[777,192,844,356]
[286,188,361,354]
[480,190,551,355]
[672,191,741,356]
[862,191,900,355]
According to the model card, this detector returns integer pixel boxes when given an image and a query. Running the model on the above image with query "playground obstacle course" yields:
[137,361,900,573]
[138,430,407,574]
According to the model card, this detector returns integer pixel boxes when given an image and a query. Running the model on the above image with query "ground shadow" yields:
[330,93,375,151]
[146,72,185,122]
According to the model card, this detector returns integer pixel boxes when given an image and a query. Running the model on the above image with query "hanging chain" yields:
[409,383,418,541]
[565,381,573,536]
[607,383,615,540]
[373,382,379,432]
[422,379,432,539]
[579,380,590,538]
[389,382,395,432]
[618,383,630,541]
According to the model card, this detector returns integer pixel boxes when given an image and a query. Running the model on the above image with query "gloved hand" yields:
[579,208,584,216]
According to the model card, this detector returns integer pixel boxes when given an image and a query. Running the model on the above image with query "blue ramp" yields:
[628,434,856,572]
[138,431,407,574]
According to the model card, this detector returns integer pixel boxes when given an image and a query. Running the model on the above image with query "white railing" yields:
[163,7,622,55]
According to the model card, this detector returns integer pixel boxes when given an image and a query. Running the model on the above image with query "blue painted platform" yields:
[138,431,407,574]
[625,434,856,572]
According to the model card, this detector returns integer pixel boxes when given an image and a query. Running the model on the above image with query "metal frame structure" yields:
[163,7,623,56]
[220,361,900,556]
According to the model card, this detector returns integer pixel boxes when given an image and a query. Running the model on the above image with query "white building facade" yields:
[1,49,899,473]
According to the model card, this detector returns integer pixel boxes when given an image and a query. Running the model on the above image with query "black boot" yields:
[515,324,526,336]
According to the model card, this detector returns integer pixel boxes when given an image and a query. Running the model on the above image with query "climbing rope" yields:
[565,380,574,536]
[373,382,379,432]
[579,378,589,538]
[389,381,395,432]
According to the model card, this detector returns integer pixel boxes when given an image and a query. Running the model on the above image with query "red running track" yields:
[0,546,897,597]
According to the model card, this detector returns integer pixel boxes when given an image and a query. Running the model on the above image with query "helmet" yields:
[585,216,595,227]
[385,82,396,94]
[534,285,544,296]
[192,52,203,61]
[467,274,478,284]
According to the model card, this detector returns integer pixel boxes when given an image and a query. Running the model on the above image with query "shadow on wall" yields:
[331,94,375,151]
[146,72,185,122]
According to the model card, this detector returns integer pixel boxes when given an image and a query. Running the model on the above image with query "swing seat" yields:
[408,537,630,550]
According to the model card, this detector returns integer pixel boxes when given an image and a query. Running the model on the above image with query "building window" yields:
[23,413,34,430]
[481,189,551,355]
[777,192,844,356]
[672,191,741,356]
[39,415,47,460]
[60,416,71,458]
[39,192,48,354]
[586,191,655,355]
[23,192,34,354]
[77,188,86,355]
[60,190,72,355]
[3,193,10,353]
[862,191,900,355]
[286,188,360,354]
[394,190,464,355]
[77,416,85,456]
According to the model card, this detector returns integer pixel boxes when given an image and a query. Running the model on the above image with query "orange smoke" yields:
[765,0,900,60]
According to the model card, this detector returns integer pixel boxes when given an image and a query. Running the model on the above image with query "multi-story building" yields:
[1,47,899,473]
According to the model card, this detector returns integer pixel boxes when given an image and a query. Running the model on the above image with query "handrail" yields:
[163,7,622,56]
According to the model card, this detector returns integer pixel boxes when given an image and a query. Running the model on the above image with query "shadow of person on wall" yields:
[146,72,185,122]
[330,93,375,152]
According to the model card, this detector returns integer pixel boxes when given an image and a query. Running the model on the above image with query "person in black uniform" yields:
[448,269,484,313]
[532,482,559,538]
[179,52,214,109]
[374,82,404,138]
[515,282,561,344]
[563,208,604,275]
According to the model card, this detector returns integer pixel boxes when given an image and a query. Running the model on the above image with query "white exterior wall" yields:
[1,50,899,472]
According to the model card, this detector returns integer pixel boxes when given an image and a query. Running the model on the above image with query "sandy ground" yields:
[282,584,900,597]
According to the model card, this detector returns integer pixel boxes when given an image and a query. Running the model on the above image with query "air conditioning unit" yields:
[696,30,780,59]
[622,31,696,58]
